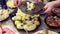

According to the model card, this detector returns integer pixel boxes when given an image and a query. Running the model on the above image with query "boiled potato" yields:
[0,9,9,21]
[17,23,24,29]
[15,21,21,25]
[7,0,16,8]
[12,16,21,21]
[23,24,36,31]
[33,21,40,26]
[25,21,33,25]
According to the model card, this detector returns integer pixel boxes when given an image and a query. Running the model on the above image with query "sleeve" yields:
[2,0,7,9]
[0,0,6,9]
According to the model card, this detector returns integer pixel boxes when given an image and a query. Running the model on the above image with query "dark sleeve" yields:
[2,0,6,7]
[0,0,2,5]
[0,0,6,8]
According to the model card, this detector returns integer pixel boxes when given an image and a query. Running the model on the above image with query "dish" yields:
[0,9,9,21]
[34,29,58,34]
[12,8,40,31]
[45,15,60,27]
[20,1,44,14]
[6,0,16,8]
[52,8,60,17]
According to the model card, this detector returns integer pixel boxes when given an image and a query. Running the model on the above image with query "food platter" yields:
[10,7,60,34]
[11,8,41,31]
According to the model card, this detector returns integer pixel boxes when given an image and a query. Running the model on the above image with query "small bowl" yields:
[0,8,17,22]
[52,8,60,17]
[0,9,9,22]
[45,14,60,28]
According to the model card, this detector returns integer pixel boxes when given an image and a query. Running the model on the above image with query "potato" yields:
[15,21,21,25]
[23,24,36,31]
[7,0,16,8]
[12,16,21,21]
[33,21,40,26]
[17,23,24,29]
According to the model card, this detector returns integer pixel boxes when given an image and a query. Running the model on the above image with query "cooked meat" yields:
[47,16,60,26]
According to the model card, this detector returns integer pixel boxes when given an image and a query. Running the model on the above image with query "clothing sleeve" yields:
[0,0,7,9]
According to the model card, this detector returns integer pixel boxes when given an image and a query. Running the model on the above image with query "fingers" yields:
[44,4,48,9]
[14,0,18,8]
[43,7,52,14]
[14,0,21,8]
[18,0,21,7]
[41,2,53,14]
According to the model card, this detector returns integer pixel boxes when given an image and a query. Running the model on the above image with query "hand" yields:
[29,0,42,2]
[14,0,21,8]
[43,1,60,14]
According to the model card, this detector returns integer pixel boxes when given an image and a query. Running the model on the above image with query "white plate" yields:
[34,30,58,34]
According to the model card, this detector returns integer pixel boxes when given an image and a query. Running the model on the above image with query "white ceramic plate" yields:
[34,30,58,34]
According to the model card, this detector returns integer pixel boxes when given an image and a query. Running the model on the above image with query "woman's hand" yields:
[14,0,21,8]
[43,1,60,14]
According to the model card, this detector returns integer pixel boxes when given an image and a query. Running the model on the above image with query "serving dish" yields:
[11,8,41,31]
[20,1,45,15]
[45,14,60,28]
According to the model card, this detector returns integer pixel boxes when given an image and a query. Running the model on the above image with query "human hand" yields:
[42,1,60,14]
[14,0,21,8]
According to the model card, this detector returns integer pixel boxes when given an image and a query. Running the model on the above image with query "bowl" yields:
[45,14,60,28]
[52,8,60,17]
[20,1,45,15]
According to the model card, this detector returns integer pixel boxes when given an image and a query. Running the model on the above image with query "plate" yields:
[20,1,45,14]
[11,8,41,31]
[34,30,58,34]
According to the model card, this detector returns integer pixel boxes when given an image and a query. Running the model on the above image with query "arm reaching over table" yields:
[43,0,60,14]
